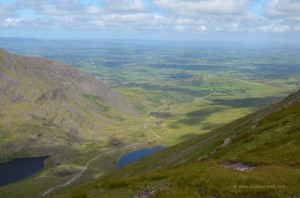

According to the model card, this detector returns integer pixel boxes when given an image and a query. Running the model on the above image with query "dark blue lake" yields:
[116,146,164,169]
[0,156,48,186]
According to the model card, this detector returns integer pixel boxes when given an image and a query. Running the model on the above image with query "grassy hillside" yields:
[0,49,150,198]
[116,81,289,147]
[58,90,300,197]
[1,48,298,198]
[0,48,142,160]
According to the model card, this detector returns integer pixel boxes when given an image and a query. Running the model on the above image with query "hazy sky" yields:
[0,0,300,43]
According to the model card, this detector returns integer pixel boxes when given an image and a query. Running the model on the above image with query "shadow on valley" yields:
[150,111,174,118]
[178,107,222,125]
[213,96,284,108]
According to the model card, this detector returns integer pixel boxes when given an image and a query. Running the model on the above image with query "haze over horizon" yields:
[0,0,300,43]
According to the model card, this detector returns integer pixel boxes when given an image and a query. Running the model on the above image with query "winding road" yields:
[41,143,143,197]
[143,98,171,143]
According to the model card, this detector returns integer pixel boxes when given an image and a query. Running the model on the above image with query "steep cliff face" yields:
[0,49,138,160]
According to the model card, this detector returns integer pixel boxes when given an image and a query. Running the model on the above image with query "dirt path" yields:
[41,99,170,197]
[143,99,171,143]
[41,143,144,197]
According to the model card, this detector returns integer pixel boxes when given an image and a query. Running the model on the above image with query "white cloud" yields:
[101,0,145,13]
[273,25,290,32]
[175,25,185,31]
[259,24,290,32]
[96,13,172,31]
[0,0,299,35]
[87,6,103,15]
[173,18,207,32]
[263,0,300,32]
[36,0,86,16]
[197,25,207,32]
[0,3,17,18]
[153,0,250,15]
[15,0,50,7]
[265,0,300,18]
[56,0,83,11]
[3,18,20,27]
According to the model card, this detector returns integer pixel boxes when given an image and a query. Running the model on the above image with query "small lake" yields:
[116,146,164,169]
[0,156,48,186]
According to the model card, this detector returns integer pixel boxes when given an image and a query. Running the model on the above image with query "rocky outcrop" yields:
[133,190,156,198]
[37,88,67,101]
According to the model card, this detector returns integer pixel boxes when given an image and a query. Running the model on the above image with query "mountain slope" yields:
[61,90,300,197]
[0,49,139,161]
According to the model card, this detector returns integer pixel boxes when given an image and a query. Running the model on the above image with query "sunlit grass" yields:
[57,92,300,198]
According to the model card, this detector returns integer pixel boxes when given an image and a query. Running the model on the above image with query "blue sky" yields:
[0,0,299,43]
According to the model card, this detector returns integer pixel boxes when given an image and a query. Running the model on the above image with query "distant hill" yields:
[0,49,138,161]
[62,90,300,197]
